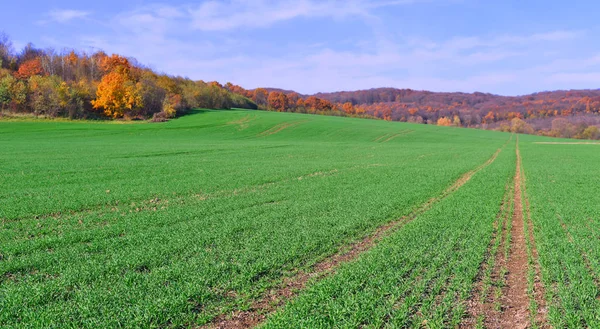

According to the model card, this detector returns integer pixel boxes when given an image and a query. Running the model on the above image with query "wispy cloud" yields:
[187,0,422,31]
[40,0,597,96]
[436,30,583,52]
[43,9,90,24]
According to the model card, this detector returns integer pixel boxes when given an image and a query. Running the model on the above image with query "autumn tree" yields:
[58,80,93,118]
[453,115,462,127]
[267,91,288,112]
[92,72,142,118]
[304,96,320,111]
[253,88,268,108]
[510,118,534,134]
[16,58,44,79]
[0,73,27,112]
[580,126,600,140]
[286,92,300,109]
[138,72,166,116]
[100,54,131,74]
[342,102,353,114]
[28,75,62,116]
[437,117,452,126]
[0,34,258,119]
[551,118,576,138]
[18,43,44,65]
[0,71,14,109]
[92,55,143,118]
[162,93,182,118]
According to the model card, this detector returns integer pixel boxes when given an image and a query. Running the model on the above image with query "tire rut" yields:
[499,138,547,329]
[461,178,513,328]
[202,145,506,329]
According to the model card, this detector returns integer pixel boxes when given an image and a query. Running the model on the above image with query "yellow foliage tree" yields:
[437,117,452,126]
[92,70,142,118]
[453,115,461,127]
[510,118,534,134]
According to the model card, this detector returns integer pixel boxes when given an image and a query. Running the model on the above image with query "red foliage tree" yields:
[16,58,44,79]
[267,91,288,112]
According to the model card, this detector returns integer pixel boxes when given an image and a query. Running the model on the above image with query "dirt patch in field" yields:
[461,179,512,328]
[498,142,530,329]
[203,146,505,329]
[493,140,548,329]
[520,150,549,328]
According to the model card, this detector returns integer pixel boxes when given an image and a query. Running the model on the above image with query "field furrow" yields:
[260,135,515,328]
[207,144,506,328]
[499,141,530,328]
[0,110,511,328]
[8,110,600,328]
[519,139,600,328]
[461,177,513,328]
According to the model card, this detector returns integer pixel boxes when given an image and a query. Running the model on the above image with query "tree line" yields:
[226,86,600,139]
[2,32,599,139]
[0,32,256,121]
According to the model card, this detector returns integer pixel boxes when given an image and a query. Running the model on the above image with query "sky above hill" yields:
[1,0,599,95]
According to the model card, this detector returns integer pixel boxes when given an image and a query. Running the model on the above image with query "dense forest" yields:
[0,33,256,121]
[228,86,600,139]
[1,32,599,139]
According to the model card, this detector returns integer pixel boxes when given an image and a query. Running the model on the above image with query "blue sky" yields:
[1,0,599,95]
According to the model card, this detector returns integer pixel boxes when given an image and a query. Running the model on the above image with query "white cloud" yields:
[549,72,600,84]
[436,30,582,52]
[42,0,595,96]
[187,0,422,31]
[532,54,600,73]
[531,30,582,42]
[45,9,90,23]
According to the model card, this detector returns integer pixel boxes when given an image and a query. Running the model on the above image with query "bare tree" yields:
[0,31,15,69]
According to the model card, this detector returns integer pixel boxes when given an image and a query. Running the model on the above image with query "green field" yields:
[1,110,599,328]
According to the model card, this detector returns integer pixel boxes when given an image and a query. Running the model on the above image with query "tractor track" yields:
[203,145,506,329]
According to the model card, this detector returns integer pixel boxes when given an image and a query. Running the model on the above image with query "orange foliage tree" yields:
[267,91,288,112]
[437,117,452,126]
[91,55,143,118]
[16,58,44,79]
[342,102,353,114]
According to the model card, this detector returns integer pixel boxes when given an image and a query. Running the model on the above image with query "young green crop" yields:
[0,110,510,328]
[519,137,600,328]
[262,139,516,328]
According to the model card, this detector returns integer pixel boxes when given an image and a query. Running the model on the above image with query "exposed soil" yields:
[461,180,512,328]
[204,147,504,329]
[520,148,549,328]
[498,142,530,329]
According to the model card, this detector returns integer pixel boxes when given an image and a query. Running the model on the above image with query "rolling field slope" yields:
[1,110,598,328]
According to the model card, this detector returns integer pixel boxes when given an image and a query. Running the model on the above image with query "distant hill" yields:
[234,86,600,139]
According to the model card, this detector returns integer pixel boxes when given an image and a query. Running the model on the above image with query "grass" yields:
[519,136,600,328]
[0,109,507,328]
[262,138,516,328]
[2,108,599,328]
